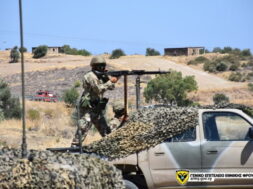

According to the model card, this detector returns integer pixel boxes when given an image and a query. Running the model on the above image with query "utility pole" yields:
[19,0,27,158]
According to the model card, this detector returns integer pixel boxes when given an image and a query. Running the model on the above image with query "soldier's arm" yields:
[85,73,115,94]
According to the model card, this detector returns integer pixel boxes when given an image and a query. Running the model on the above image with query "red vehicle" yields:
[34,90,58,102]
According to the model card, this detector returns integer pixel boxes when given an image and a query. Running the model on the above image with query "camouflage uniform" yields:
[72,59,115,146]
[108,101,125,131]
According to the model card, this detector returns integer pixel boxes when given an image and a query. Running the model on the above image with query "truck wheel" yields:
[124,179,139,189]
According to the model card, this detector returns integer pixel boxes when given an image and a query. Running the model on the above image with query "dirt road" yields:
[108,56,242,90]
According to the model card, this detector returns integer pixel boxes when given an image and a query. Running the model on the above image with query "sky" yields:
[0,0,253,55]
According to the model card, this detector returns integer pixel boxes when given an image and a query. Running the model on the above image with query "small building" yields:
[164,47,204,56]
[32,46,62,54]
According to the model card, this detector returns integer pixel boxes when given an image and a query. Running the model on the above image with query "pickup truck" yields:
[112,108,253,189]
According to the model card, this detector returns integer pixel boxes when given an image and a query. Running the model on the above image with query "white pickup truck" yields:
[113,108,253,189]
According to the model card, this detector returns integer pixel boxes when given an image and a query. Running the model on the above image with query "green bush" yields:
[212,47,222,53]
[0,79,21,119]
[60,45,91,56]
[248,83,253,92]
[19,47,27,53]
[33,45,48,58]
[109,49,126,59]
[27,109,40,121]
[187,56,209,65]
[203,61,218,72]
[74,80,81,88]
[241,49,252,57]
[145,48,160,56]
[221,46,233,54]
[216,61,228,71]
[144,70,198,106]
[63,87,79,106]
[213,93,230,104]
[195,56,209,62]
[9,46,20,63]
[229,64,239,71]
[228,72,245,82]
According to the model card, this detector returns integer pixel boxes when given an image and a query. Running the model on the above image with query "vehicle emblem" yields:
[176,170,189,185]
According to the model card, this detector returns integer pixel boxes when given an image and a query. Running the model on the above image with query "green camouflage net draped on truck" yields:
[84,103,253,160]
[84,106,199,159]
[0,147,124,189]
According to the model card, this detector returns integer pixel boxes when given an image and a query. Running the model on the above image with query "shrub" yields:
[229,64,239,71]
[60,45,91,56]
[248,83,253,92]
[144,70,198,106]
[228,72,245,82]
[19,47,27,53]
[221,46,233,54]
[0,79,21,119]
[63,87,79,106]
[74,80,81,88]
[187,56,209,65]
[195,56,209,62]
[241,49,252,57]
[213,93,229,104]
[9,46,20,63]
[145,48,160,56]
[27,109,40,121]
[212,47,222,53]
[109,49,126,59]
[216,61,228,72]
[203,61,217,72]
[33,45,48,58]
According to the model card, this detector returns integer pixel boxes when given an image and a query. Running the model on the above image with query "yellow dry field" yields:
[0,101,101,150]
[0,50,253,149]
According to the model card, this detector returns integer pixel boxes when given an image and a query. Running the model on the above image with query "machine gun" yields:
[47,69,170,154]
[95,69,170,127]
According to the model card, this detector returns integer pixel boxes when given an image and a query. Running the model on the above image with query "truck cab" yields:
[112,108,253,188]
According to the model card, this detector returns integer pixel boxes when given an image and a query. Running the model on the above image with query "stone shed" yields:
[32,46,62,54]
[164,47,204,56]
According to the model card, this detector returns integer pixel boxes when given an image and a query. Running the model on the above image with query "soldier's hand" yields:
[110,77,118,83]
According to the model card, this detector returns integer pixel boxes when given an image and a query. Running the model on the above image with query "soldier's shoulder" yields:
[84,71,96,80]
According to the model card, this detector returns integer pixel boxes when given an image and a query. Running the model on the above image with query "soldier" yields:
[109,101,127,131]
[71,56,119,147]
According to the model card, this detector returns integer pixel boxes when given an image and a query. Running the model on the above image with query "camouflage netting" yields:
[84,106,199,159]
[0,147,125,189]
[84,103,253,160]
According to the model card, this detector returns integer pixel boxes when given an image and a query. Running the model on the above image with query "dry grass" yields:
[189,84,253,105]
[0,100,102,150]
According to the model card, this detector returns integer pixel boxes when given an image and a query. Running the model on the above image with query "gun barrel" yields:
[106,70,170,76]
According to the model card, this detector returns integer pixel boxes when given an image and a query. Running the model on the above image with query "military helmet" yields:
[90,56,106,67]
[113,101,125,113]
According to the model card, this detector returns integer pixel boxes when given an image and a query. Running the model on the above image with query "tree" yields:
[212,47,222,53]
[213,93,229,104]
[146,48,160,56]
[109,49,126,59]
[10,46,20,63]
[241,49,251,57]
[33,45,48,58]
[0,78,21,119]
[19,47,27,53]
[60,45,91,56]
[144,70,198,106]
